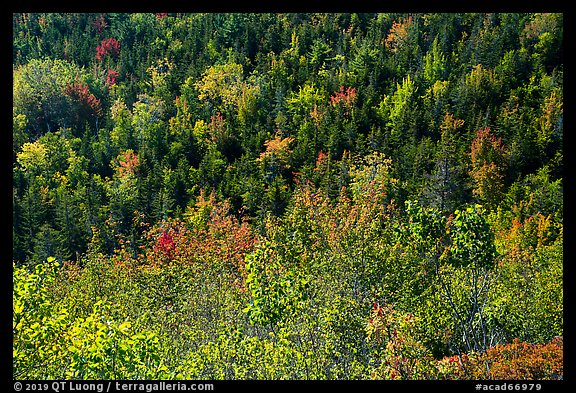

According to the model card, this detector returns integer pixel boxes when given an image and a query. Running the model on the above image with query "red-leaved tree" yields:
[154,229,175,262]
[96,38,121,61]
[63,80,102,124]
[106,69,120,87]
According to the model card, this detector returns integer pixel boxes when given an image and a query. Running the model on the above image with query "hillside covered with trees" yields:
[13,12,563,380]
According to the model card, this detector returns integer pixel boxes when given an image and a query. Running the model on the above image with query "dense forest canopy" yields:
[13,12,563,380]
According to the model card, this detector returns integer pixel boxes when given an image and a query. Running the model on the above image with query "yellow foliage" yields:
[17,141,47,173]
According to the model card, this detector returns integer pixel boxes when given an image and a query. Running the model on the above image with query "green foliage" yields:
[423,36,447,85]
[377,75,418,146]
[13,12,562,380]
[13,259,169,379]
[13,259,63,379]
[367,303,436,379]
[64,303,168,379]
[487,210,563,343]
[449,204,497,269]
[13,58,100,134]
[13,113,28,160]
[244,242,309,327]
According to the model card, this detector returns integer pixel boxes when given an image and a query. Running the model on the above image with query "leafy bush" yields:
[13,259,169,379]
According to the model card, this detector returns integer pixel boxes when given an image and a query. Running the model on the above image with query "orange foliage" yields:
[384,16,413,53]
[329,86,357,108]
[207,111,227,145]
[138,196,258,290]
[258,132,295,165]
[284,174,394,267]
[459,337,563,380]
[494,213,555,255]
[366,302,562,380]
[469,128,508,207]
[470,128,507,167]
[116,150,139,179]
[432,337,563,380]
[440,113,465,134]
[309,104,325,126]
[314,150,329,174]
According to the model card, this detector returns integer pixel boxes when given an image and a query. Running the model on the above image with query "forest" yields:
[13,13,563,380]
